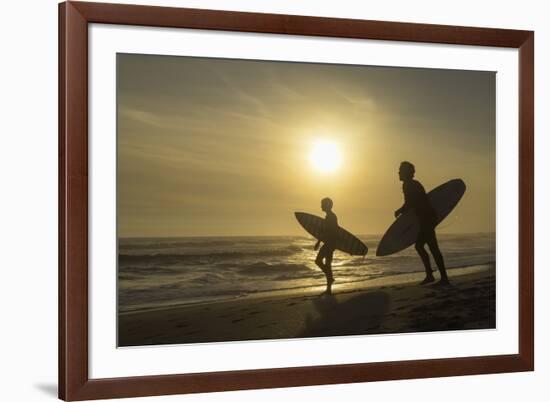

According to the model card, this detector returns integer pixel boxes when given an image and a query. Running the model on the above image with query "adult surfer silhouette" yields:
[394,161,450,286]
[314,197,338,295]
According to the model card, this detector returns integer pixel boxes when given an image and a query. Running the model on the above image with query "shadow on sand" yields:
[300,291,390,338]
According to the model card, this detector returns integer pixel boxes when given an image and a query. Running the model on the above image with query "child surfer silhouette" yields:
[314,197,338,295]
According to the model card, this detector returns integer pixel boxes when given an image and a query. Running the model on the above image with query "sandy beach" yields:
[118,263,495,347]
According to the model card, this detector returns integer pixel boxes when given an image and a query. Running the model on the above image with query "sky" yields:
[117,53,495,237]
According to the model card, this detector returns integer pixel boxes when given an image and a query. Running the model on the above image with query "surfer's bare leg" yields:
[322,271,334,295]
[315,248,327,274]
[415,236,435,285]
[426,233,449,284]
[316,245,334,294]
[325,248,335,285]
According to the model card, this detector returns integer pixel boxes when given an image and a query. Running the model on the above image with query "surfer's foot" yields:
[419,276,435,285]
[320,277,334,296]
[435,277,451,287]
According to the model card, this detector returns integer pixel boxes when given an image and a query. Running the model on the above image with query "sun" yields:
[309,140,342,173]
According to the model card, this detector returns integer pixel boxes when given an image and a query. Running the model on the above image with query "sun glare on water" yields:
[309,140,342,173]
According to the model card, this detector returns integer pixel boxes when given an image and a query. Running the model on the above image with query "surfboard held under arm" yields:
[376,179,466,257]
[294,212,368,256]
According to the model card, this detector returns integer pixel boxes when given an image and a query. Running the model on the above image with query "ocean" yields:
[118,233,495,313]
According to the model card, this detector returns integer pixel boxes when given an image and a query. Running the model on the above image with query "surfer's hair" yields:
[400,161,415,178]
[321,197,333,209]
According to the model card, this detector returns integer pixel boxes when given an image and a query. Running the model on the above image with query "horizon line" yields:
[118,231,497,240]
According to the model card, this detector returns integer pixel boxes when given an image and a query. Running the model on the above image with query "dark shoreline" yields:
[118,264,496,347]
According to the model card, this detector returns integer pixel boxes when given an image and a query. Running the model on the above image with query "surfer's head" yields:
[399,161,415,181]
[321,197,333,212]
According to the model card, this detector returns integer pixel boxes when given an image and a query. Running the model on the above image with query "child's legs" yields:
[315,247,326,271]
[324,247,335,280]
[315,244,334,280]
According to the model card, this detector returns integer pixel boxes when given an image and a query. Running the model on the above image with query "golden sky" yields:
[117,54,495,237]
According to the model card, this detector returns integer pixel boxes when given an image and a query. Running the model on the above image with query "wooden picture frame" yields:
[59,1,534,400]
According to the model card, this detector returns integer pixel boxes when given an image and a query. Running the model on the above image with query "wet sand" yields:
[118,264,496,347]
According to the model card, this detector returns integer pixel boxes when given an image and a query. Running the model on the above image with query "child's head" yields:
[399,161,415,181]
[321,197,333,212]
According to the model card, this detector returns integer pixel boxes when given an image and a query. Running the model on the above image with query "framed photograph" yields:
[59,1,534,400]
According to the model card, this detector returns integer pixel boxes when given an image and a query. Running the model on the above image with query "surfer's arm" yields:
[395,184,413,217]
[395,203,408,217]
